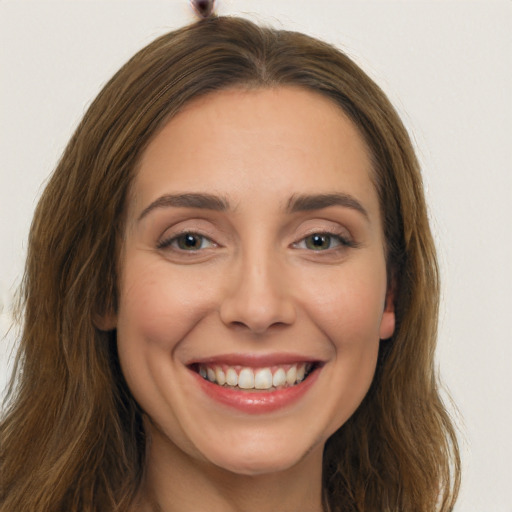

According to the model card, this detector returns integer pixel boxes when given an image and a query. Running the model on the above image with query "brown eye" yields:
[304,234,336,250]
[294,233,352,252]
[158,233,215,251]
[176,234,204,250]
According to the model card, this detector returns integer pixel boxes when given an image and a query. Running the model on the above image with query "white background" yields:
[1,1,511,510]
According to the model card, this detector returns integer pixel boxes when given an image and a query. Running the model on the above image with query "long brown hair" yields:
[1,16,460,512]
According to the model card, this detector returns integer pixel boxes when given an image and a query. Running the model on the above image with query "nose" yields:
[219,251,296,334]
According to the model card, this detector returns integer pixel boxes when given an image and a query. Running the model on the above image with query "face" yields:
[111,87,395,477]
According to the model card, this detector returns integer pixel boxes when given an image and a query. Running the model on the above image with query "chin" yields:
[199,429,325,477]
[210,451,309,477]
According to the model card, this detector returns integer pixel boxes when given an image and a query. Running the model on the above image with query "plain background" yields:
[1,1,511,510]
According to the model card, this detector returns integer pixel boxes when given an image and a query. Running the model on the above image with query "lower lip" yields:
[191,367,321,414]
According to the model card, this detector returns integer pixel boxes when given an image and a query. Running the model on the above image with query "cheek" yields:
[298,266,387,428]
[299,263,388,348]
[114,257,223,424]
[117,258,219,352]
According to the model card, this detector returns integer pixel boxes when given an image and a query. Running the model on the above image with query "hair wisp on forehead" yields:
[1,16,460,512]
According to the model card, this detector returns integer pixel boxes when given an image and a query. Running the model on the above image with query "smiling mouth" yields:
[190,362,320,392]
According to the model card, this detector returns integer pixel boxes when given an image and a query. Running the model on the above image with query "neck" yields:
[136,426,325,512]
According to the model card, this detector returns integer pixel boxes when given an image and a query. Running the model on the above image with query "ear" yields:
[93,311,117,332]
[379,279,396,340]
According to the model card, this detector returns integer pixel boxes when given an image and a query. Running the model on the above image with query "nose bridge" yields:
[219,240,295,333]
[244,247,279,300]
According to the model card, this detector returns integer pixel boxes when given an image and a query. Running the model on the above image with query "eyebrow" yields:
[137,191,369,222]
[286,193,369,220]
[138,193,229,221]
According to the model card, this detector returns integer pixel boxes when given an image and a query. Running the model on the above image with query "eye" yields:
[295,233,349,251]
[158,232,215,251]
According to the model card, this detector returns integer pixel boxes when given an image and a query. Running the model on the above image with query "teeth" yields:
[286,366,297,385]
[225,367,238,386]
[215,367,226,386]
[198,363,312,390]
[238,368,255,389]
[272,368,286,387]
[254,368,273,389]
[207,367,216,383]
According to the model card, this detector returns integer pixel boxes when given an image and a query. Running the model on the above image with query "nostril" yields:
[227,319,291,335]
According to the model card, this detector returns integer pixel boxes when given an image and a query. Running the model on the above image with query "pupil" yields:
[181,234,200,249]
[309,234,329,249]
[185,235,197,247]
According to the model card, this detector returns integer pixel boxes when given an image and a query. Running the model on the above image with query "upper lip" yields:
[187,352,325,368]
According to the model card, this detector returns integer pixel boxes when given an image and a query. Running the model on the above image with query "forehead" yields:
[130,86,377,218]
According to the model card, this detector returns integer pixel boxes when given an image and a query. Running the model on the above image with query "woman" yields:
[0,13,460,512]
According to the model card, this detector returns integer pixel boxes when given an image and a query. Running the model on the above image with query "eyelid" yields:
[294,223,353,241]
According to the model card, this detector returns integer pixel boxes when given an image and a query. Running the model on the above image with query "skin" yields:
[106,87,395,511]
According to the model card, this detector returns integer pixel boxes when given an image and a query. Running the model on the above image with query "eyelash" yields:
[157,230,357,253]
